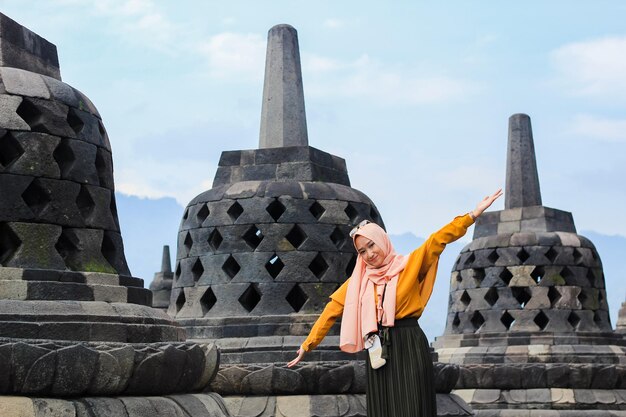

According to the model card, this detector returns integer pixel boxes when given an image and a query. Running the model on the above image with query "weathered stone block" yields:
[4,222,65,269]
[42,75,80,108]
[217,150,242,167]
[223,181,262,200]
[71,88,100,118]
[0,174,35,221]
[0,396,35,417]
[19,97,74,137]
[7,132,61,178]
[95,148,114,189]
[56,138,99,185]
[524,287,550,309]
[300,182,338,200]
[57,228,115,274]
[81,185,116,230]
[241,164,277,182]
[0,94,31,130]
[0,67,50,99]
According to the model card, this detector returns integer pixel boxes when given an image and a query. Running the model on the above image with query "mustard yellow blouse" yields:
[301,213,474,352]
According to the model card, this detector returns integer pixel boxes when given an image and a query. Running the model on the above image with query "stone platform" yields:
[223,393,473,417]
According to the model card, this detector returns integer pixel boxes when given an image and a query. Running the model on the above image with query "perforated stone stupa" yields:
[0,13,228,416]
[170,24,473,417]
[433,114,626,416]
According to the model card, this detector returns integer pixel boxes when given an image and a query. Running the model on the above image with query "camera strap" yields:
[378,282,390,359]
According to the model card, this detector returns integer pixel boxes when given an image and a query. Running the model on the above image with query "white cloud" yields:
[116,159,214,206]
[51,0,178,52]
[552,36,626,99]
[305,54,476,105]
[569,114,626,142]
[324,18,345,29]
[303,53,344,72]
[198,32,266,81]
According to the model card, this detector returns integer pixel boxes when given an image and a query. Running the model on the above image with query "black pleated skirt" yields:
[366,318,436,417]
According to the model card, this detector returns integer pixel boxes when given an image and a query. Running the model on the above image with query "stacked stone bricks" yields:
[0,13,229,416]
[433,114,626,416]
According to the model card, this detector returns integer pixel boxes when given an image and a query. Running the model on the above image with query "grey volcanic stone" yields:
[505,114,541,209]
[259,25,308,149]
[57,139,99,185]
[0,13,60,79]
[0,175,37,220]
[42,74,80,108]
[3,222,65,269]
[0,67,50,98]
[51,344,99,395]
[20,97,75,137]
[0,95,30,129]
[8,132,61,178]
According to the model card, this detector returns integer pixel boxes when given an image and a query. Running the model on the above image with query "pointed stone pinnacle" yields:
[161,245,172,274]
[259,24,308,149]
[505,113,542,209]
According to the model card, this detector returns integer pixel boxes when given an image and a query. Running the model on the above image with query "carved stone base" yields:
[212,361,461,396]
[0,338,219,396]
[455,388,626,414]
[222,393,473,417]
[0,393,230,417]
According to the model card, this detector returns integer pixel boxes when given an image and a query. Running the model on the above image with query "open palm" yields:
[473,188,503,218]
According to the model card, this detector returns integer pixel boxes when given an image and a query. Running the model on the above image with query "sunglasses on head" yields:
[349,219,371,238]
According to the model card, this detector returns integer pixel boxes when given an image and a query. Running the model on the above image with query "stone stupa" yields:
[149,245,174,310]
[433,114,626,416]
[169,24,473,417]
[0,13,229,416]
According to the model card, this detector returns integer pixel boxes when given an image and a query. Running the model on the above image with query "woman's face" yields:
[354,235,385,268]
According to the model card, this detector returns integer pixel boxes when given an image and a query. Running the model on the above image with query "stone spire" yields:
[505,113,542,209]
[149,245,174,310]
[161,244,172,274]
[258,24,308,148]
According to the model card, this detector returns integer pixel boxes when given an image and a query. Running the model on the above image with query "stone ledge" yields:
[450,362,626,390]
[0,338,219,396]
[455,388,626,411]
[211,361,460,395]
[222,393,474,417]
[0,393,229,417]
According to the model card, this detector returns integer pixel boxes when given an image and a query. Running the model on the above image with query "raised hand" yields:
[472,188,503,218]
[287,347,306,368]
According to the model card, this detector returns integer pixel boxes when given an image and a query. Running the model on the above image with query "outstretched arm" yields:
[287,282,348,368]
[417,188,503,278]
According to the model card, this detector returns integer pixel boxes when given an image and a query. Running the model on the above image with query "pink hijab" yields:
[337,222,408,353]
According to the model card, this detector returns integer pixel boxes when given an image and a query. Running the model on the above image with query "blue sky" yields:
[3,1,626,335]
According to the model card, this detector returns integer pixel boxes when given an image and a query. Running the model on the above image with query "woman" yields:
[287,189,503,417]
